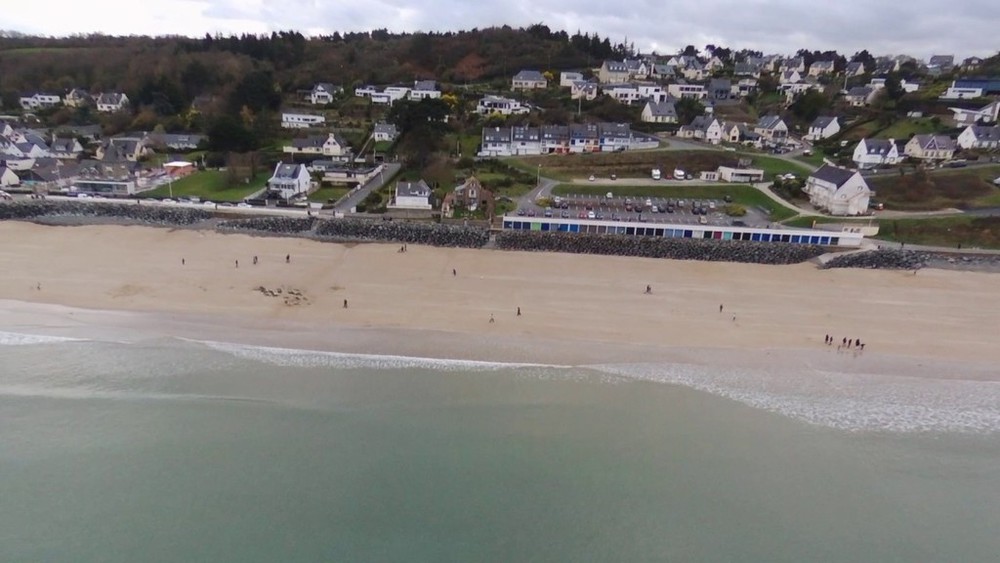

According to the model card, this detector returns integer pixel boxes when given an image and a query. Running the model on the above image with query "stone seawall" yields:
[0,201,212,225]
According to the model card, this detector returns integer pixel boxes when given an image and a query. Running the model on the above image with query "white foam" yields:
[0,330,85,346]
[187,338,571,373]
[589,362,1000,434]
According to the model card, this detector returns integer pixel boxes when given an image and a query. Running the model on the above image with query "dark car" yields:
[724,195,733,203]
[517,209,525,216]
[666,205,675,213]
[560,202,569,209]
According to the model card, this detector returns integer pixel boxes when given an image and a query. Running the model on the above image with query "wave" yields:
[590,362,1000,434]
[0,383,278,405]
[0,330,85,346]
[186,338,573,372]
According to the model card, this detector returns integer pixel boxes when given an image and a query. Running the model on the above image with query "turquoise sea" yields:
[2,332,1000,562]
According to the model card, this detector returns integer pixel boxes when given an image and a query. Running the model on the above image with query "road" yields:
[333,162,401,213]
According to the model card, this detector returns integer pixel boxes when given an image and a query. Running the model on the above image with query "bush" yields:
[724,204,747,217]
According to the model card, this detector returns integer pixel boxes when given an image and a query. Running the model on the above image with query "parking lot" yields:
[516,194,770,227]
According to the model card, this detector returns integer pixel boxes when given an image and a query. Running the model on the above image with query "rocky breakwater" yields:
[0,200,213,225]
[313,219,489,248]
[217,216,317,236]
[494,231,827,264]
[822,249,926,270]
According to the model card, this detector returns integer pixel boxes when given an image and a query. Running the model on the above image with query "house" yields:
[852,138,903,169]
[480,127,513,157]
[266,162,311,200]
[680,59,707,81]
[874,59,899,75]
[476,95,529,115]
[512,70,547,90]
[69,161,136,196]
[845,86,877,107]
[636,83,667,102]
[708,78,732,101]
[19,92,62,110]
[731,78,758,98]
[97,136,148,162]
[962,57,984,71]
[510,126,542,155]
[598,60,631,84]
[570,81,599,100]
[409,80,441,101]
[805,116,840,141]
[598,123,632,152]
[734,62,761,78]
[309,83,342,105]
[569,123,600,152]
[283,132,350,158]
[720,122,762,147]
[704,56,725,73]
[949,100,1000,128]
[779,70,802,84]
[442,176,494,217]
[281,112,326,129]
[808,60,836,76]
[641,100,678,123]
[392,180,432,209]
[779,80,822,102]
[603,83,642,104]
[375,86,411,104]
[678,116,723,144]
[803,165,871,216]
[666,82,707,100]
[927,55,955,73]
[54,124,102,143]
[940,78,1000,100]
[624,58,649,78]
[780,57,806,73]
[540,125,570,154]
[868,77,920,93]
[716,165,765,183]
[956,125,1000,149]
[373,122,399,142]
[754,115,789,142]
[64,88,93,108]
[651,64,675,80]
[49,137,84,159]
[844,62,866,77]
[0,166,19,187]
[95,93,129,113]
[146,133,205,151]
[560,72,584,87]
[904,135,956,161]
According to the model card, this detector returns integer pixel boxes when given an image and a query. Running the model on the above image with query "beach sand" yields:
[2,221,999,379]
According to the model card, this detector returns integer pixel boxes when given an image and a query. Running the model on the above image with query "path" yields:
[333,162,401,213]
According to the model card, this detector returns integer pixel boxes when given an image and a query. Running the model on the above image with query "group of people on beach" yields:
[826,335,865,352]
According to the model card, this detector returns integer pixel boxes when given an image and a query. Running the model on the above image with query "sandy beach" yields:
[2,221,1000,378]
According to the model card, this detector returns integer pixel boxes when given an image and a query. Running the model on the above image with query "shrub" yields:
[724,204,747,217]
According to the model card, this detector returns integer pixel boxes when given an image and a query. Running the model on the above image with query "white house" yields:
[844,62,866,77]
[603,83,642,104]
[677,116,723,144]
[560,72,584,87]
[19,92,62,110]
[780,57,806,73]
[373,122,399,142]
[476,95,529,115]
[392,180,432,209]
[666,83,706,100]
[570,81,599,100]
[510,126,542,155]
[805,116,840,141]
[408,80,441,101]
[0,166,19,187]
[949,100,1000,126]
[283,133,349,157]
[904,135,956,161]
[49,137,84,159]
[808,60,836,76]
[309,83,342,105]
[845,86,877,107]
[281,112,326,129]
[266,162,311,200]
[641,100,678,123]
[779,70,802,84]
[852,138,903,169]
[379,86,411,104]
[731,78,758,98]
[956,125,1000,149]
[95,93,129,113]
[868,77,920,93]
[803,165,871,216]
[754,115,789,142]
[511,70,547,90]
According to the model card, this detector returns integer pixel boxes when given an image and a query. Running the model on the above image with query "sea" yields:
[3,331,1000,562]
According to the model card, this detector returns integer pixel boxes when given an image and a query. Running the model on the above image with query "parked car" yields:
[589,175,596,182]
[587,211,596,219]
[544,207,553,217]
[699,215,708,224]
[561,210,570,218]
[516,209,525,216]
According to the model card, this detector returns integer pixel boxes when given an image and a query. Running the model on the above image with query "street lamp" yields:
[536,163,541,188]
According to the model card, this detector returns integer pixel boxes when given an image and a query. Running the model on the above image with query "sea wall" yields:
[217,216,317,235]
[313,219,491,248]
[821,250,926,270]
[0,200,212,225]
[494,231,828,264]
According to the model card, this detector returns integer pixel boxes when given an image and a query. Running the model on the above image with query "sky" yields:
[3,0,998,60]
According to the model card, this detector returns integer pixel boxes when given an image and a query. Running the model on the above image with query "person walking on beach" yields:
[286,254,290,264]
[731,315,736,322]
[452,269,456,276]
[36,282,40,291]
[235,259,239,268]
[517,307,521,317]
[253,255,258,265]
[645,285,652,294]
[489,314,495,324]
[719,304,724,313]
[343,299,348,309]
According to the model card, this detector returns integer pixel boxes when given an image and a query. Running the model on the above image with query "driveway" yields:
[333,162,401,213]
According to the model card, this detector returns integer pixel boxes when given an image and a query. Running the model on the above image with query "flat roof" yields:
[164,161,194,168]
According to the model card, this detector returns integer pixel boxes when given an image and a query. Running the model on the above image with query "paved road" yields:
[333,162,401,213]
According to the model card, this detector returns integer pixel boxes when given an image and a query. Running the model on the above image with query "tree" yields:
[675,97,706,124]
[790,90,829,122]
[851,50,876,73]
[884,72,905,101]
[207,114,258,152]
[228,69,280,114]
[681,45,699,57]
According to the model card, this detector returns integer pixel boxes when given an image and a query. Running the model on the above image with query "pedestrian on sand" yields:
[732,315,736,322]
[517,307,521,317]
[645,285,652,294]
[855,338,860,347]
[489,314,495,323]
[36,282,40,291]
[235,260,239,268]
[286,254,290,264]
[343,299,348,309]
[719,304,724,313]
[453,269,456,276]
[253,255,258,265]
[182,258,185,266]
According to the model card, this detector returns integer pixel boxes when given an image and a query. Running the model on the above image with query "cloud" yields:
[5,0,998,59]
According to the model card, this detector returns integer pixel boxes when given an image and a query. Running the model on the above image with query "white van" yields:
[651,168,661,180]
[673,169,686,180]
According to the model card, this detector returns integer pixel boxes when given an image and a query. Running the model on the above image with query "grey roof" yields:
[757,114,785,129]
[911,134,956,151]
[710,78,731,91]
[862,138,895,155]
[513,70,545,82]
[811,60,835,69]
[810,116,838,129]
[396,180,431,198]
[413,80,438,91]
[847,86,874,97]
[313,82,340,93]
[603,60,629,73]
[645,100,677,118]
[811,165,857,188]
[688,116,717,131]
[929,55,954,66]
[845,62,865,74]
[569,123,599,139]
[968,126,1000,142]
[482,127,510,143]
[291,135,327,149]
[373,122,398,136]
[734,62,760,75]
[623,59,644,72]
[511,127,540,142]
[652,64,675,76]
[50,138,80,152]
[541,125,569,141]
[273,163,306,179]
[97,93,127,105]
[598,122,631,139]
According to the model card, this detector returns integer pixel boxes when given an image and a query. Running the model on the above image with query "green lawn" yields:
[140,171,267,201]
[551,183,797,221]
[782,215,874,228]
[874,118,948,140]
[745,154,813,178]
[795,152,827,169]
[876,216,1000,249]
[307,185,350,204]
[868,166,1000,211]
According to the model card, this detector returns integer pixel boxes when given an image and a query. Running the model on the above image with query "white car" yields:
[587,211,596,219]
[994,177,1000,186]
[161,198,176,204]
[237,202,251,208]
[589,175,596,182]
[202,201,215,207]
[76,193,90,199]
